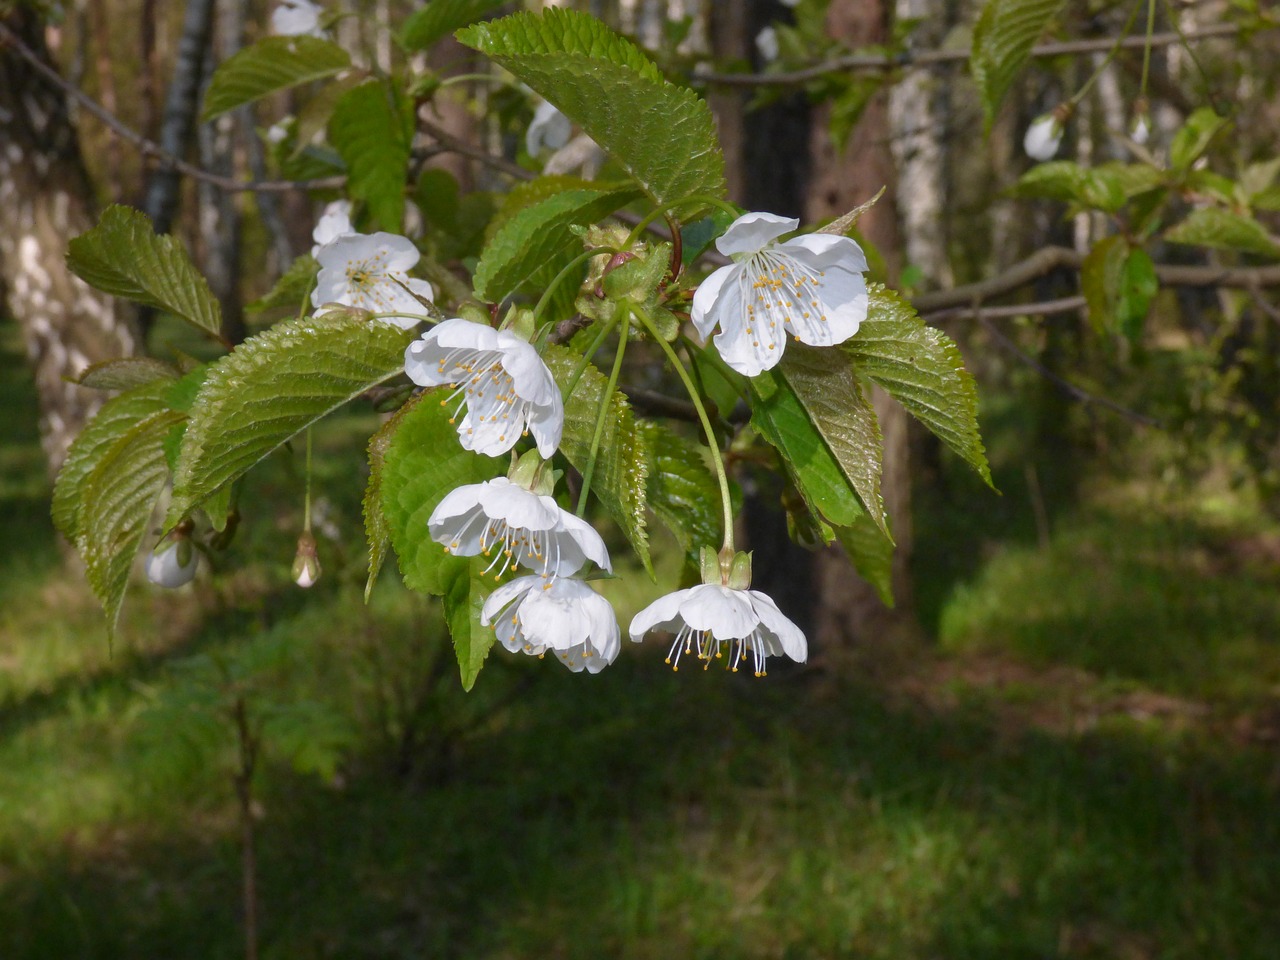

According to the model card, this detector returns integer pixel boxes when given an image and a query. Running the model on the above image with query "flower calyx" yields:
[292,531,321,588]
[699,544,752,590]
[507,448,559,498]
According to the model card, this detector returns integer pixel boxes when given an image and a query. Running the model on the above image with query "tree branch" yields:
[698,23,1248,88]
[0,21,342,194]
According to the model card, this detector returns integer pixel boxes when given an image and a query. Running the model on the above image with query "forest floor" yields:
[2,325,1278,959]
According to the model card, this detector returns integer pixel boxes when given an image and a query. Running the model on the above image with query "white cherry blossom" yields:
[310,200,355,255]
[146,538,198,588]
[526,100,572,156]
[1023,113,1064,161]
[629,584,807,677]
[272,0,324,38]
[404,318,564,458]
[691,212,869,377]
[482,575,621,673]
[311,232,434,328]
[1131,114,1151,146]
[429,476,610,580]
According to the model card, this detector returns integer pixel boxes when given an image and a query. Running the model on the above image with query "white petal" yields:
[715,212,799,258]
[755,26,779,62]
[747,590,808,663]
[146,540,198,588]
[690,263,735,338]
[678,584,761,639]
[629,587,696,641]
[525,401,563,459]
[526,101,572,155]
[785,265,867,346]
[481,575,539,627]
[495,331,559,407]
[554,512,612,574]
[366,232,423,273]
[477,479,560,532]
[783,233,869,274]
[713,326,776,376]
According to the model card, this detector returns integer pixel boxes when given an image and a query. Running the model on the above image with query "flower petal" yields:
[783,233,869,274]
[629,586,696,641]
[747,590,808,663]
[690,263,735,338]
[678,584,760,639]
[715,212,798,258]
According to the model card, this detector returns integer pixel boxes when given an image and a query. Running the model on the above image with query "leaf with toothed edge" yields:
[166,312,414,529]
[201,36,352,121]
[543,345,653,578]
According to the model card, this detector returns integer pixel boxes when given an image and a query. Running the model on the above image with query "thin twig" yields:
[698,23,1247,87]
[925,295,1086,324]
[0,21,342,193]
[978,315,1160,426]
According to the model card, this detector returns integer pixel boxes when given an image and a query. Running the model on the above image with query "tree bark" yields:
[805,0,921,668]
[0,11,140,478]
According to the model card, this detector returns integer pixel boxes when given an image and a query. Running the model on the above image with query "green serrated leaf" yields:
[1117,246,1157,341]
[81,410,187,639]
[1081,234,1128,335]
[75,357,181,391]
[641,420,725,564]
[442,559,495,691]
[1169,108,1228,173]
[166,313,413,527]
[246,255,319,315]
[750,350,885,534]
[378,391,505,598]
[848,285,993,487]
[1164,207,1280,258]
[834,514,895,607]
[67,205,223,337]
[399,0,507,51]
[782,346,886,535]
[474,185,641,303]
[544,345,653,577]
[1013,160,1125,212]
[52,380,173,542]
[459,9,725,213]
[970,0,1065,128]
[201,35,351,121]
[362,395,425,600]
[329,81,414,233]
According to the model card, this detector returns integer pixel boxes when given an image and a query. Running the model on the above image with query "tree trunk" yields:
[0,11,140,478]
[805,0,921,668]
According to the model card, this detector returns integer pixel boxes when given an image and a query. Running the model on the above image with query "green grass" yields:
[2,330,1279,958]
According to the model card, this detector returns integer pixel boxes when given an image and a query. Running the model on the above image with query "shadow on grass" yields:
[935,503,1280,704]
[3,654,1277,960]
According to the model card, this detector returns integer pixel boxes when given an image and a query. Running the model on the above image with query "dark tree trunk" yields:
[0,11,140,478]
[805,0,922,667]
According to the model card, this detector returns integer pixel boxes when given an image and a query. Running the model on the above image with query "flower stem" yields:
[1069,0,1144,107]
[1139,0,1157,99]
[533,246,617,336]
[560,318,616,398]
[303,427,313,532]
[576,306,631,518]
[635,311,735,553]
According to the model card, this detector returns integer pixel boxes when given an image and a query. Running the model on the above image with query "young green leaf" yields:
[399,0,507,51]
[1164,207,1280,258]
[377,391,505,598]
[847,286,992,486]
[1117,247,1157,341]
[459,9,726,213]
[329,80,414,233]
[80,410,187,639]
[441,559,495,691]
[52,380,173,543]
[834,513,895,608]
[67,205,223,338]
[246,254,319,315]
[642,420,726,565]
[1013,161,1126,213]
[474,185,642,303]
[1081,234,1128,335]
[544,345,653,577]
[201,35,352,121]
[166,312,414,528]
[970,0,1065,128]
[75,357,181,391]
[749,352,885,534]
[1169,108,1228,173]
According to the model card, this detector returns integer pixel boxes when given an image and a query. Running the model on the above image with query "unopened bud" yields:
[147,534,198,588]
[292,531,321,588]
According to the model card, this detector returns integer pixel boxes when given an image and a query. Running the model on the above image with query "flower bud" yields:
[1023,112,1064,162]
[292,531,321,589]
[146,536,198,588]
